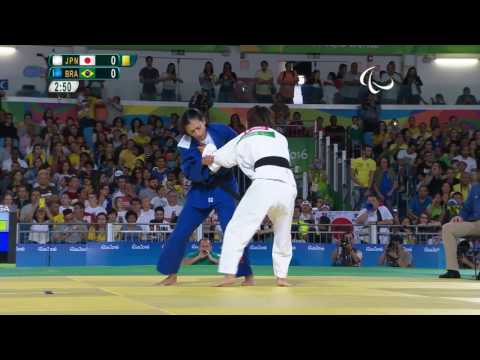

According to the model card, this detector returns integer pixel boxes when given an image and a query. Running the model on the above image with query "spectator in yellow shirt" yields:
[87,212,108,242]
[47,200,64,224]
[405,115,420,139]
[25,144,46,167]
[67,142,81,169]
[453,172,472,201]
[119,139,137,170]
[351,145,376,210]
[255,60,274,103]
[132,124,151,146]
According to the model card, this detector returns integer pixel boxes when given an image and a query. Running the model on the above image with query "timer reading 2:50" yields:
[48,81,79,93]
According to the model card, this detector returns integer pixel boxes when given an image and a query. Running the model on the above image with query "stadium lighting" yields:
[434,58,479,67]
[0,46,16,56]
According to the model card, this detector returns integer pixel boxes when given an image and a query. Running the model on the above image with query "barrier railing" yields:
[17,222,444,245]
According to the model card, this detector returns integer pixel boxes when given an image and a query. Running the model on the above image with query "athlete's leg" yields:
[216,197,254,282]
[218,181,271,277]
[157,201,210,277]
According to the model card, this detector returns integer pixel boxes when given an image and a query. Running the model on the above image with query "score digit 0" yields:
[111,55,117,65]
[111,68,117,79]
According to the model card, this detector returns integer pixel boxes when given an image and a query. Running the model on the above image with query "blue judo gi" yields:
[157,123,252,277]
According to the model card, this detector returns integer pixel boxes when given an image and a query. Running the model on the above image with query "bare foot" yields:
[241,275,256,286]
[215,275,237,287]
[156,274,178,286]
[276,278,291,287]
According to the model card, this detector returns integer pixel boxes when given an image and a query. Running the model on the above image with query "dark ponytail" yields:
[179,108,207,135]
[246,105,272,129]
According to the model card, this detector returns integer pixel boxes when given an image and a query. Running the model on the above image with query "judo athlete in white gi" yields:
[202,106,298,287]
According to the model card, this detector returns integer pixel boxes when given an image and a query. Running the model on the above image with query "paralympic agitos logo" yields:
[360,66,394,95]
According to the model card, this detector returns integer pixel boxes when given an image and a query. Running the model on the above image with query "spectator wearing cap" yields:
[456,87,478,105]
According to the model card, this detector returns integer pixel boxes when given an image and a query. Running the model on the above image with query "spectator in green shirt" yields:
[182,239,219,265]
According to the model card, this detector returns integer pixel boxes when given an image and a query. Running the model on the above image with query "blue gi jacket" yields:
[177,123,239,209]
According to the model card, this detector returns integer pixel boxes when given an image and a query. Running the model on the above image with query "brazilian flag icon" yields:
[80,68,95,79]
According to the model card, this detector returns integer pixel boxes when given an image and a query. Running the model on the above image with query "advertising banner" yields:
[17,242,447,268]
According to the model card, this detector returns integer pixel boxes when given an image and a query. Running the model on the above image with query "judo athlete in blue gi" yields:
[156,108,254,286]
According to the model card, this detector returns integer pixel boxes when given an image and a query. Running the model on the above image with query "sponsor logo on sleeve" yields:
[16,246,25,252]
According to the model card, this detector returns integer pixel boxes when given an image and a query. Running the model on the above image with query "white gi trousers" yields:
[218,178,297,278]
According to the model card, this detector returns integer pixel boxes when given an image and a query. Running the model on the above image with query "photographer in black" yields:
[331,232,363,266]
[457,239,480,269]
[379,237,412,267]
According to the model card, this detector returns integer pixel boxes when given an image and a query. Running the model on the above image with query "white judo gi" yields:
[203,126,297,278]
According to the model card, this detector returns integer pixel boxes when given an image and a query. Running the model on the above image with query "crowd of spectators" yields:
[3,60,480,268]
[133,58,480,106]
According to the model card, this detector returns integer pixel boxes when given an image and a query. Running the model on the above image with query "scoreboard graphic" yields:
[47,54,137,93]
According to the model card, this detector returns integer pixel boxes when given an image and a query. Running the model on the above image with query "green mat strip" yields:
[0,264,475,278]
